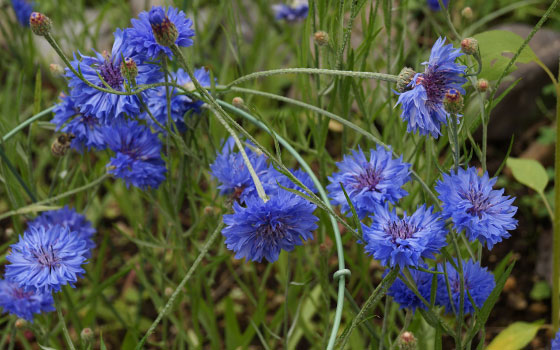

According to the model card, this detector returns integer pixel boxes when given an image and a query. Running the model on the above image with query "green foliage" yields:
[487,320,544,350]
[507,157,549,194]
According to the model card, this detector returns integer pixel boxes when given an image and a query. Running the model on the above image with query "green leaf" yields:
[487,320,544,350]
[506,157,548,194]
[530,281,551,301]
[473,30,538,81]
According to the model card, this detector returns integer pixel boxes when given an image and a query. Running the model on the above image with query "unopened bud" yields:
[461,7,473,20]
[149,7,178,47]
[120,57,138,83]
[444,88,464,114]
[313,31,329,46]
[476,79,489,92]
[232,97,245,108]
[49,63,64,76]
[396,67,416,93]
[80,328,94,343]
[164,287,174,297]
[182,81,196,92]
[29,12,52,36]
[397,331,417,350]
[15,319,27,328]
[461,37,479,56]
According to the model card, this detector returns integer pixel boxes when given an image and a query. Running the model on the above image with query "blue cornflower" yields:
[124,6,195,59]
[435,167,518,249]
[10,0,33,26]
[0,279,54,322]
[272,1,309,21]
[27,206,96,258]
[144,67,210,132]
[552,330,560,350]
[5,225,89,294]
[103,120,166,190]
[326,146,411,219]
[395,37,467,138]
[387,267,433,311]
[363,204,447,268]
[427,0,449,10]
[222,190,318,263]
[210,137,269,200]
[66,29,161,121]
[436,260,495,315]
[51,93,106,151]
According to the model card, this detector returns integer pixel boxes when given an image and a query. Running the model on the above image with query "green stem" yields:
[2,106,55,142]
[170,45,269,202]
[136,221,223,349]
[54,293,76,350]
[217,100,348,350]
[226,68,398,88]
[379,295,391,350]
[438,0,460,39]
[553,56,560,332]
[450,234,465,350]
[450,114,460,170]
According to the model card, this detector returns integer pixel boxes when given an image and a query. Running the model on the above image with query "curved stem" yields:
[226,68,398,88]
[170,45,269,202]
[217,100,348,350]
[136,221,223,349]
[2,106,55,142]
[54,293,76,350]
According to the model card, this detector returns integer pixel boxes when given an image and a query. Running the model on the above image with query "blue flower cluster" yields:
[552,330,560,350]
[427,0,449,11]
[211,137,319,263]
[1,207,95,321]
[396,37,467,138]
[272,1,309,21]
[51,5,205,190]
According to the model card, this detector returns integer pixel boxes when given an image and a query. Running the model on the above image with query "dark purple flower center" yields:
[417,68,447,105]
[256,220,287,243]
[80,115,100,129]
[99,58,124,89]
[353,164,382,191]
[10,286,33,300]
[386,220,416,241]
[461,189,492,218]
[33,245,61,269]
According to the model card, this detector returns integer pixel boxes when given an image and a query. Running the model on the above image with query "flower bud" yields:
[164,287,174,297]
[120,57,138,83]
[29,12,52,36]
[49,63,64,75]
[461,37,479,56]
[232,97,245,108]
[444,88,464,114]
[313,31,329,46]
[476,79,489,92]
[149,7,178,47]
[396,67,416,93]
[80,328,94,343]
[182,81,196,92]
[397,331,417,350]
[15,319,27,329]
[461,7,473,20]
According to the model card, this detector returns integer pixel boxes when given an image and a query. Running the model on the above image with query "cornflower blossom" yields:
[103,120,167,190]
[10,0,34,26]
[66,29,161,121]
[362,204,448,268]
[395,37,467,138]
[387,268,433,311]
[427,0,449,11]
[327,146,411,219]
[51,93,106,151]
[222,190,318,263]
[435,166,517,249]
[272,0,309,21]
[209,137,269,201]
[436,260,495,315]
[5,225,89,294]
[28,206,96,257]
[124,6,195,59]
[0,279,54,322]
[144,67,210,132]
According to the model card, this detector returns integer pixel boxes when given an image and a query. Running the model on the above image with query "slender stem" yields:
[54,293,76,350]
[450,234,465,350]
[379,296,391,350]
[170,45,269,202]
[450,114,460,170]
[218,100,349,350]
[0,146,37,202]
[438,0,460,39]
[136,221,223,349]
[2,106,55,142]
[552,57,560,332]
[226,68,398,88]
